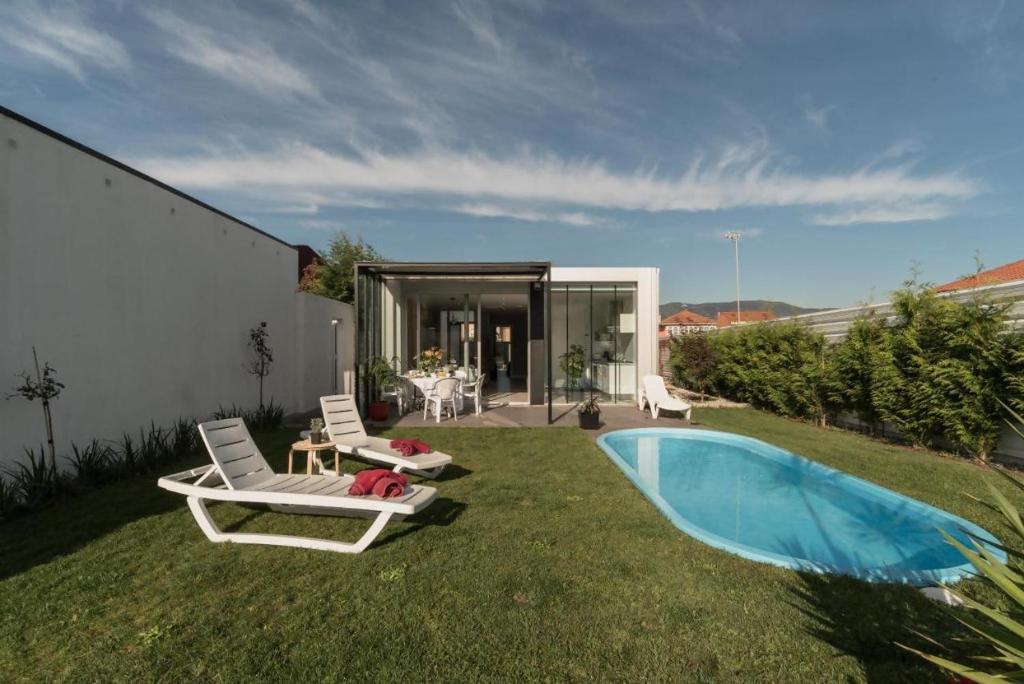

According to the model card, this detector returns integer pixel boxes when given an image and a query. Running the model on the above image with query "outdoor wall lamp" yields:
[331,318,341,394]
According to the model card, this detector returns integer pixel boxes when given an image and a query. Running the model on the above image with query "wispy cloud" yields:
[143,8,319,99]
[809,202,953,226]
[0,2,130,80]
[804,104,836,132]
[455,203,600,227]
[135,142,979,221]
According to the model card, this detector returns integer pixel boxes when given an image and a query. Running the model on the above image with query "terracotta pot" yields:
[369,401,390,422]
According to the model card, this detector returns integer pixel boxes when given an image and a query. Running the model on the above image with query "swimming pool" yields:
[597,428,1003,585]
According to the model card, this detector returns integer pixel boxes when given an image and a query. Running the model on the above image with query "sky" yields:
[2,0,1023,308]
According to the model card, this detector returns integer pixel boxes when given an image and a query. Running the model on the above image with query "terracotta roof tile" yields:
[934,259,1024,293]
[715,310,775,327]
[660,309,715,326]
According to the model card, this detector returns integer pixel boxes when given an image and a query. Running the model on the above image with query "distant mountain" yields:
[659,300,830,320]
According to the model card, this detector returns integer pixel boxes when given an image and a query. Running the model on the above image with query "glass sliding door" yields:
[546,282,637,404]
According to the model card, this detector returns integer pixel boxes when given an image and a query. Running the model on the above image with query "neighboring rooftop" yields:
[716,310,776,327]
[934,258,1024,293]
[660,309,715,327]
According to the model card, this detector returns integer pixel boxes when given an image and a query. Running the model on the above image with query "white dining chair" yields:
[461,375,486,416]
[423,377,462,423]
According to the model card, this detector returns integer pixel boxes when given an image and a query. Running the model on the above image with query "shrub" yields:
[0,475,18,520]
[2,416,205,522]
[871,280,1013,459]
[828,314,888,434]
[668,334,717,401]
[708,323,832,425]
[672,267,1024,459]
[66,440,116,486]
[213,401,283,431]
[4,446,62,506]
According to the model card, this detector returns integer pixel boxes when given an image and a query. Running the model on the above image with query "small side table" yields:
[287,439,339,475]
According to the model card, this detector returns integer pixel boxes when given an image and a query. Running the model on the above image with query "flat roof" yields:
[357,262,550,279]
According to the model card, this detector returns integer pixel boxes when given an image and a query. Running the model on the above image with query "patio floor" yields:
[375,402,694,437]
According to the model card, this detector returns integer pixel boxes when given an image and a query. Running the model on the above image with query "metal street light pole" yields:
[724,231,741,324]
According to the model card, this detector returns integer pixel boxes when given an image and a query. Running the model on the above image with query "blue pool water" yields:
[597,429,1004,585]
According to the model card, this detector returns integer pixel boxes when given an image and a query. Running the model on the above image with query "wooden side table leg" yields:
[288,449,295,474]
[307,452,313,475]
[335,450,341,475]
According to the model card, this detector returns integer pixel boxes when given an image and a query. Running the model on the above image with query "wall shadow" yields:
[0,471,188,581]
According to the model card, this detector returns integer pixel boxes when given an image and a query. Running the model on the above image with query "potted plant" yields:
[309,417,325,444]
[578,396,601,429]
[559,344,586,394]
[368,356,398,421]
[416,347,444,375]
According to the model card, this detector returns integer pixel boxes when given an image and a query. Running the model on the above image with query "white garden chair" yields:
[156,418,437,554]
[424,377,462,423]
[320,394,452,478]
[640,375,692,420]
[461,375,486,416]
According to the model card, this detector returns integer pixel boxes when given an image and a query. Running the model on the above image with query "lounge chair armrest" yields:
[158,464,216,484]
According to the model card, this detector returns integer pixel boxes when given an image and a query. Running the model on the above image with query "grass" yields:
[1,407,1020,681]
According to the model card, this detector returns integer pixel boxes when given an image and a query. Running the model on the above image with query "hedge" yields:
[669,280,1024,460]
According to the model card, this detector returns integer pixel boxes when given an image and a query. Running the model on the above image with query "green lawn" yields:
[1,408,1018,682]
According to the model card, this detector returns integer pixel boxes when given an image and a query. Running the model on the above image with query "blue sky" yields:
[2,0,1022,307]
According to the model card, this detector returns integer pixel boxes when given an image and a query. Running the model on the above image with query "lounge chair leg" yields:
[186,496,394,554]
[410,465,445,479]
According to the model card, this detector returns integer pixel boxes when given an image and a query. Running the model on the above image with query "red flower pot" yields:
[369,401,390,422]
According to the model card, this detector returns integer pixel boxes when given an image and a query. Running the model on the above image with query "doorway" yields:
[479,293,529,405]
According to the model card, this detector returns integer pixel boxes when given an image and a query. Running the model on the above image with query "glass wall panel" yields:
[546,282,637,404]
[565,285,591,401]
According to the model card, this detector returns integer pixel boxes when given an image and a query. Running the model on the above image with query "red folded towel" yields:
[348,469,408,497]
[389,438,432,456]
[372,477,405,498]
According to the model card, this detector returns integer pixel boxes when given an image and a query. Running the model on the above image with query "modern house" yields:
[354,263,659,422]
[660,309,717,336]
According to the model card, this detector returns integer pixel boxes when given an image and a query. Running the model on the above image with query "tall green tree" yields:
[298,231,385,303]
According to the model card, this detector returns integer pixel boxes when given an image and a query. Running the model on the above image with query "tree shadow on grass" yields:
[787,571,967,684]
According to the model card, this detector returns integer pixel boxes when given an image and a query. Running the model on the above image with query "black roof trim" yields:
[357,261,551,277]
[0,104,294,250]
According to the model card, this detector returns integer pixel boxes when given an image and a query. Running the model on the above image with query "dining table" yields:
[401,372,466,413]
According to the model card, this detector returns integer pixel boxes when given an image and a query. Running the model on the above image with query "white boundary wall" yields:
[0,111,353,468]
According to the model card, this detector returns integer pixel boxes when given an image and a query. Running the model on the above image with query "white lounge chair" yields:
[157,418,437,554]
[320,394,453,478]
[641,375,692,420]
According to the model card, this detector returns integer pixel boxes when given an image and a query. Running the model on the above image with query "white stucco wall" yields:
[0,112,353,468]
